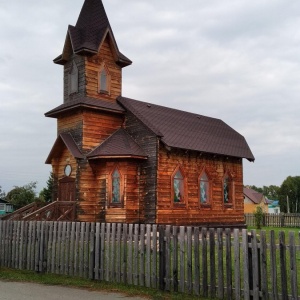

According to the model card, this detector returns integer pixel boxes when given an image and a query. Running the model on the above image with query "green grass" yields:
[0,268,212,300]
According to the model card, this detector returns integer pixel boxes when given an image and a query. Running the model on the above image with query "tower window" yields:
[68,61,78,95]
[98,64,111,94]
[112,168,121,203]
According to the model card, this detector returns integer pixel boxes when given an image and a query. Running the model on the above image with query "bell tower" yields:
[53,0,132,104]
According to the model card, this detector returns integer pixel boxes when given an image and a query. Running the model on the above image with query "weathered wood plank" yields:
[289,232,298,300]
[279,231,288,300]
[209,228,216,299]
[179,226,185,293]
[233,229,241,300]
[139,224,145,287]
[186,226,192,295]
[251,230,259,300]
[242,229,250,300]
[270,230,278,300]
[133,224,139,286]
[260,230,268,300]
[202,227,208,298]
[172,226,179,293]
[145,224,151,288]
[194,227,200,296]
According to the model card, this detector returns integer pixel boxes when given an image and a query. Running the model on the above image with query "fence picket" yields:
[260,230,268,300]
[0,220,300,300]
[289,232,298,300]
[279,231,288,300]
[209,228,216,299]
[233,229,240,300]
[270,230,278,300]
[242,229,250,300]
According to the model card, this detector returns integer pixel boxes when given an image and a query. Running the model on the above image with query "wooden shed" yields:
[45,0,254,227]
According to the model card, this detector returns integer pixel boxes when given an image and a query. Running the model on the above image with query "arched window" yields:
[68,61,78,95]
[98,64,111,94]
[223,174,231,204]
[173,169,184,203]
[100,69,107,91]
[111,168,121,203]
[200,171,210,204]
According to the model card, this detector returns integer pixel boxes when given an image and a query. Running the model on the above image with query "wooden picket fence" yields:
[245,213,300,228]
[0,221,299,300]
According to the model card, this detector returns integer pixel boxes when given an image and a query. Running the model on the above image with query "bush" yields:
[254,206,264,229]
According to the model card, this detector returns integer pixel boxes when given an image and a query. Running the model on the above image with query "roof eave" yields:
[45,103,125,118]
[88,155,148,160]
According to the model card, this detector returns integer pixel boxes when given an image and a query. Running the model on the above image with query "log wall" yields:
[85,37,122,101]
[156,146,245,226]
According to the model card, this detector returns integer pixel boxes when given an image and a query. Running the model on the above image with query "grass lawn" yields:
[0,268,213,300]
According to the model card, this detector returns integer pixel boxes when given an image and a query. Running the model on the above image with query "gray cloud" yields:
[0,0,300,193]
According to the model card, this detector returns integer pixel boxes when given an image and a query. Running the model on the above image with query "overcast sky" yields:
[1,0,300,194]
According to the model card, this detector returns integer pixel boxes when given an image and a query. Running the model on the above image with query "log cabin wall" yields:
[82,109,123,154]
[63,55,86,103]
[85,37,122,102]
[57,111,83,150]
[156,145,245,226]
[124,111,159,224]
[75,159,141,223]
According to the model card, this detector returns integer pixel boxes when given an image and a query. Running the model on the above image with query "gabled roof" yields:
[118,96,255,161]
[87,128,147,160]
[45,96,124,118]
[243,187,264,204]
[46,133,83,164]
[54,0,132,67]
[0,199,9,204]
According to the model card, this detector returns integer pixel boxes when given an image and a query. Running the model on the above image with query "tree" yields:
[6,182,38,209]
[248,185,280,199]
[39,173,54,203]
[279,176,300,213]
[0,186,6,199]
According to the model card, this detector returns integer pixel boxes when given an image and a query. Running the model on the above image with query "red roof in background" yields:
[87,128,147,159]
[243,187,265,204]
[118,96,255,161]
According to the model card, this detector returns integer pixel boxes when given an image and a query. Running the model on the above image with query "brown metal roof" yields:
[243,187,264,204]
[54,0,131,67]
[87,128,147,160]
[45,133,83,164]
[118,96,255,161]
[45,96,124,118]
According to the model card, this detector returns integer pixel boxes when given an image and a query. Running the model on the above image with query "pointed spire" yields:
[54,0,131,67]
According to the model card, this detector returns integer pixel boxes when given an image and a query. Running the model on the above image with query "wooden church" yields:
[45,0,254,226]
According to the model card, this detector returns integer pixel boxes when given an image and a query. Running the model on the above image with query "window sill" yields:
[200,203,211,209]
[109,203,123,208]
[99,90,109,95]
[224,203,233,208]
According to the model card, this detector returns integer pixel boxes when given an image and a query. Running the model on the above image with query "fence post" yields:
[159,225,166,291]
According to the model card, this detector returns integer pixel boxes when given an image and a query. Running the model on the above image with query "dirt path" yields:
[0,281,146,300]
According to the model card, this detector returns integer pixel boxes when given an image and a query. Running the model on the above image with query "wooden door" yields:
[58,177,76,201]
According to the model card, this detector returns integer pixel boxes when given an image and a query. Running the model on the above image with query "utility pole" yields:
[287,195,290,214]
